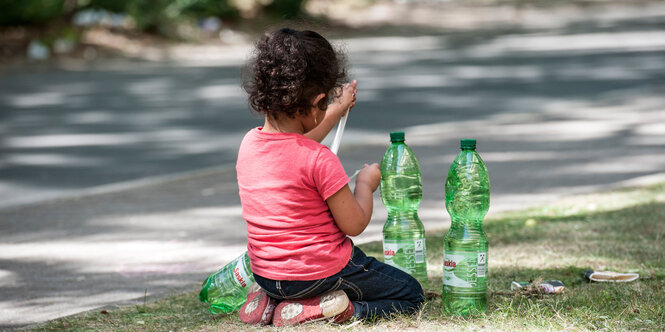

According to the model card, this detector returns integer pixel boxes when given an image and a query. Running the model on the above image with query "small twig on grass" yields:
[136,288,148,313]
[343,320,362,329]
[425,290,441,300]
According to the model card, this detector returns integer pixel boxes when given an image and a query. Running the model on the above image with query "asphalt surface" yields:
[1,4,665,329]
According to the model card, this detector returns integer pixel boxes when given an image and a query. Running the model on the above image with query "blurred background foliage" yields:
[1,0,645,62]
[0,0,69,26]
[0,0,307,34]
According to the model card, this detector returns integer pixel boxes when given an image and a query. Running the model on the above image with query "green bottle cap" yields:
[460,139,476,150]
[390,131,405,142]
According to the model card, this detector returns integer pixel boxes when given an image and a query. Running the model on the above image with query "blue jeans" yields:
[253,246,425,320]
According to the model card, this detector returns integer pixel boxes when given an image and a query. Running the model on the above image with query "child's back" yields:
[237,128,351,280]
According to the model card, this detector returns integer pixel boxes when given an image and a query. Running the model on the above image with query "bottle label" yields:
[477,252,486,278]
[443,251,488,289]
[232,255,251,289]
[383,238,426,273]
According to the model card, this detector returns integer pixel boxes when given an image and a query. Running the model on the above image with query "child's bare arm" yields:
[305,80,357,143]
[326,163,380,236]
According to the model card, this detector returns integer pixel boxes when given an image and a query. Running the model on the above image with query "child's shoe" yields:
[272,290,354,326]
[238,283,276,325]
[332,299,355,323]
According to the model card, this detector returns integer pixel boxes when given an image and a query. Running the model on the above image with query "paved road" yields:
[1,5,665,329]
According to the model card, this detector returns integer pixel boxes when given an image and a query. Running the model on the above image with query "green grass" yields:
[33,182,665,331]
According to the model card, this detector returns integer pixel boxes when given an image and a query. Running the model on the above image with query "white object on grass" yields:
[587,271,639,282]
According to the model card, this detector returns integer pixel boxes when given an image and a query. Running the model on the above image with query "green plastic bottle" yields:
[380,132,428,287]
[442,139,490,315]
[199,251,255,313]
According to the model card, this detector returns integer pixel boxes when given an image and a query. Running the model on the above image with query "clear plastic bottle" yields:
[442,139,490,315]
[199,251,255,313]
[380,132,428,287]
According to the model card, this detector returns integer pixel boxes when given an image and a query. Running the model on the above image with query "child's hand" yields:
[356,163,380,192]
[327,80,357,120]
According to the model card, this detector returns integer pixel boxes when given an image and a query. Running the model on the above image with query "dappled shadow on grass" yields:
[415,265,665,331]
[486,266,664,330]
[418,184,665,270]
[357,183,665,330]
[34,291,243,332]
[485,202,665,269]
[37,265,665,331]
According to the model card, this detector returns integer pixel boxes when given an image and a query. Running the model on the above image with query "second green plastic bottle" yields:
[380,131,428,287]
[442,139,490,315]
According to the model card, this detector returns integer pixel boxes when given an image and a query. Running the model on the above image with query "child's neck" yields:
[262,115,308,135]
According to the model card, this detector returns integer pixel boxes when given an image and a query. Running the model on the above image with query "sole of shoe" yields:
[273,290,350,327]
[239,284,276,325]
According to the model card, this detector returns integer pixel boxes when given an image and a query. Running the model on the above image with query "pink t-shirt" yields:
[236,127,352,280]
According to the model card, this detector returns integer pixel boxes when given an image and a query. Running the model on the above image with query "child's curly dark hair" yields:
[243,28,348,119]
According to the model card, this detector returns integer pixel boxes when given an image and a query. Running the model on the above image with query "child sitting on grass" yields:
[236,27,424,327]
